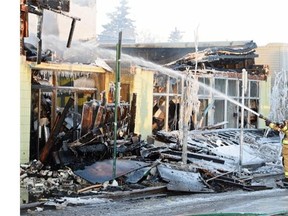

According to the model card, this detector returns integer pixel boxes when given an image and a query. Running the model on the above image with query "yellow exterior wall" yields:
[256,43,288,127]
[106,68,153,139]
[256,43,288,84]
[258,76,271,128]
[105,70,135,103]
[132,68,154,140]
[20,56,31,163]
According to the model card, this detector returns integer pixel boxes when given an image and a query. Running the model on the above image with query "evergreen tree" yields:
[136,30,159,43]
[98,0,136,44]
[168,27,183,43]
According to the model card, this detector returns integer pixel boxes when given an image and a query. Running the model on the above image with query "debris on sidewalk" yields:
[20,127,283,211]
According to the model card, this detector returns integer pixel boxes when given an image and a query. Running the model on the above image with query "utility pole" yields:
[113,31,122,180]
[239,69,248,174]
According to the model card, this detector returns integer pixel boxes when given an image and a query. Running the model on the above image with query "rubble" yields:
[19,1,284,215]
[165,40,269,80]
[21,38,281,214]
[20,126,283,213]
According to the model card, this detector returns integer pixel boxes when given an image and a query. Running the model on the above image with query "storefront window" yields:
[228,80,237,97]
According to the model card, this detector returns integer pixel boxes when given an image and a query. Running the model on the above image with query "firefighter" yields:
[265,119,288,187]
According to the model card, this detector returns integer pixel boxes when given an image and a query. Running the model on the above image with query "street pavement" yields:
[20,188,288,216]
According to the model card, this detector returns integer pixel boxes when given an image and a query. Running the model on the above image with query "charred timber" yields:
[162,150,225,164]
[39,97,74,163]
[129,93,137,134]
[27,0,70,12]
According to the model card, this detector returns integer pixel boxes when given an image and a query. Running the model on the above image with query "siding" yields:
[20,57,31,163]
[255,43,288,125]
[256,43,288,84]
[133,68,153,139]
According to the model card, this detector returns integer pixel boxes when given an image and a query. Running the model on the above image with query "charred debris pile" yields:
[21,91,283,206]
[21,41,279,209]
[165,40,269,79]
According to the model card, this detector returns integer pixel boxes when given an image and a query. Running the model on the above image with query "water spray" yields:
[44,36,272,124]
[191,77,268,121]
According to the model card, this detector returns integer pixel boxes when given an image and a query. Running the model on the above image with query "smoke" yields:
[35,35,185,81]
[42,10,60,37]
[73,0,96,7]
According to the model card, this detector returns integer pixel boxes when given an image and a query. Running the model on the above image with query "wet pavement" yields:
[20,188,288,216]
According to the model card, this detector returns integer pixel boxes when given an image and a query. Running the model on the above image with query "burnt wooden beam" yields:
[95,186,167,200]
[66,18,76,48]
[36,10,43,64]
[77,184,102,194]
[39,97,74,163]
[27,0,70,12]
[162,150,225,164]
[20,201,45,211]
[129,93,137,134]
[29,62,108,73]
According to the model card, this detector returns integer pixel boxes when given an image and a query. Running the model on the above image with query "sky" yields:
[95,0,288,46]
[24,0,288,47]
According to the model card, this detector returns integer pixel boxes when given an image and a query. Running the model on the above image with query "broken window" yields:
[198,77,210,96]
[250,81,259,97]
[215,78,226,94]
[152,72,262,132]
[30,70,99,161]
[228,80,237,97]
[214,100,225,124]
[153,74,182,133]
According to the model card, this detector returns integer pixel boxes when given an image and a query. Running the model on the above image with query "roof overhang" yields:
[28,62,111,73]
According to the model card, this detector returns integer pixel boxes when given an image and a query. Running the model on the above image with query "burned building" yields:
[21,0,271,165]
[20,0,154,165]
[20,2,285,211]
[100,41,269,133]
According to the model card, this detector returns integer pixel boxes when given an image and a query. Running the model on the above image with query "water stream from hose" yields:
[43,37,262,118]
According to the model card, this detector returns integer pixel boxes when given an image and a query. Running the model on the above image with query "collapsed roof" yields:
[166,41,257,66]
[165,40,268,78]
